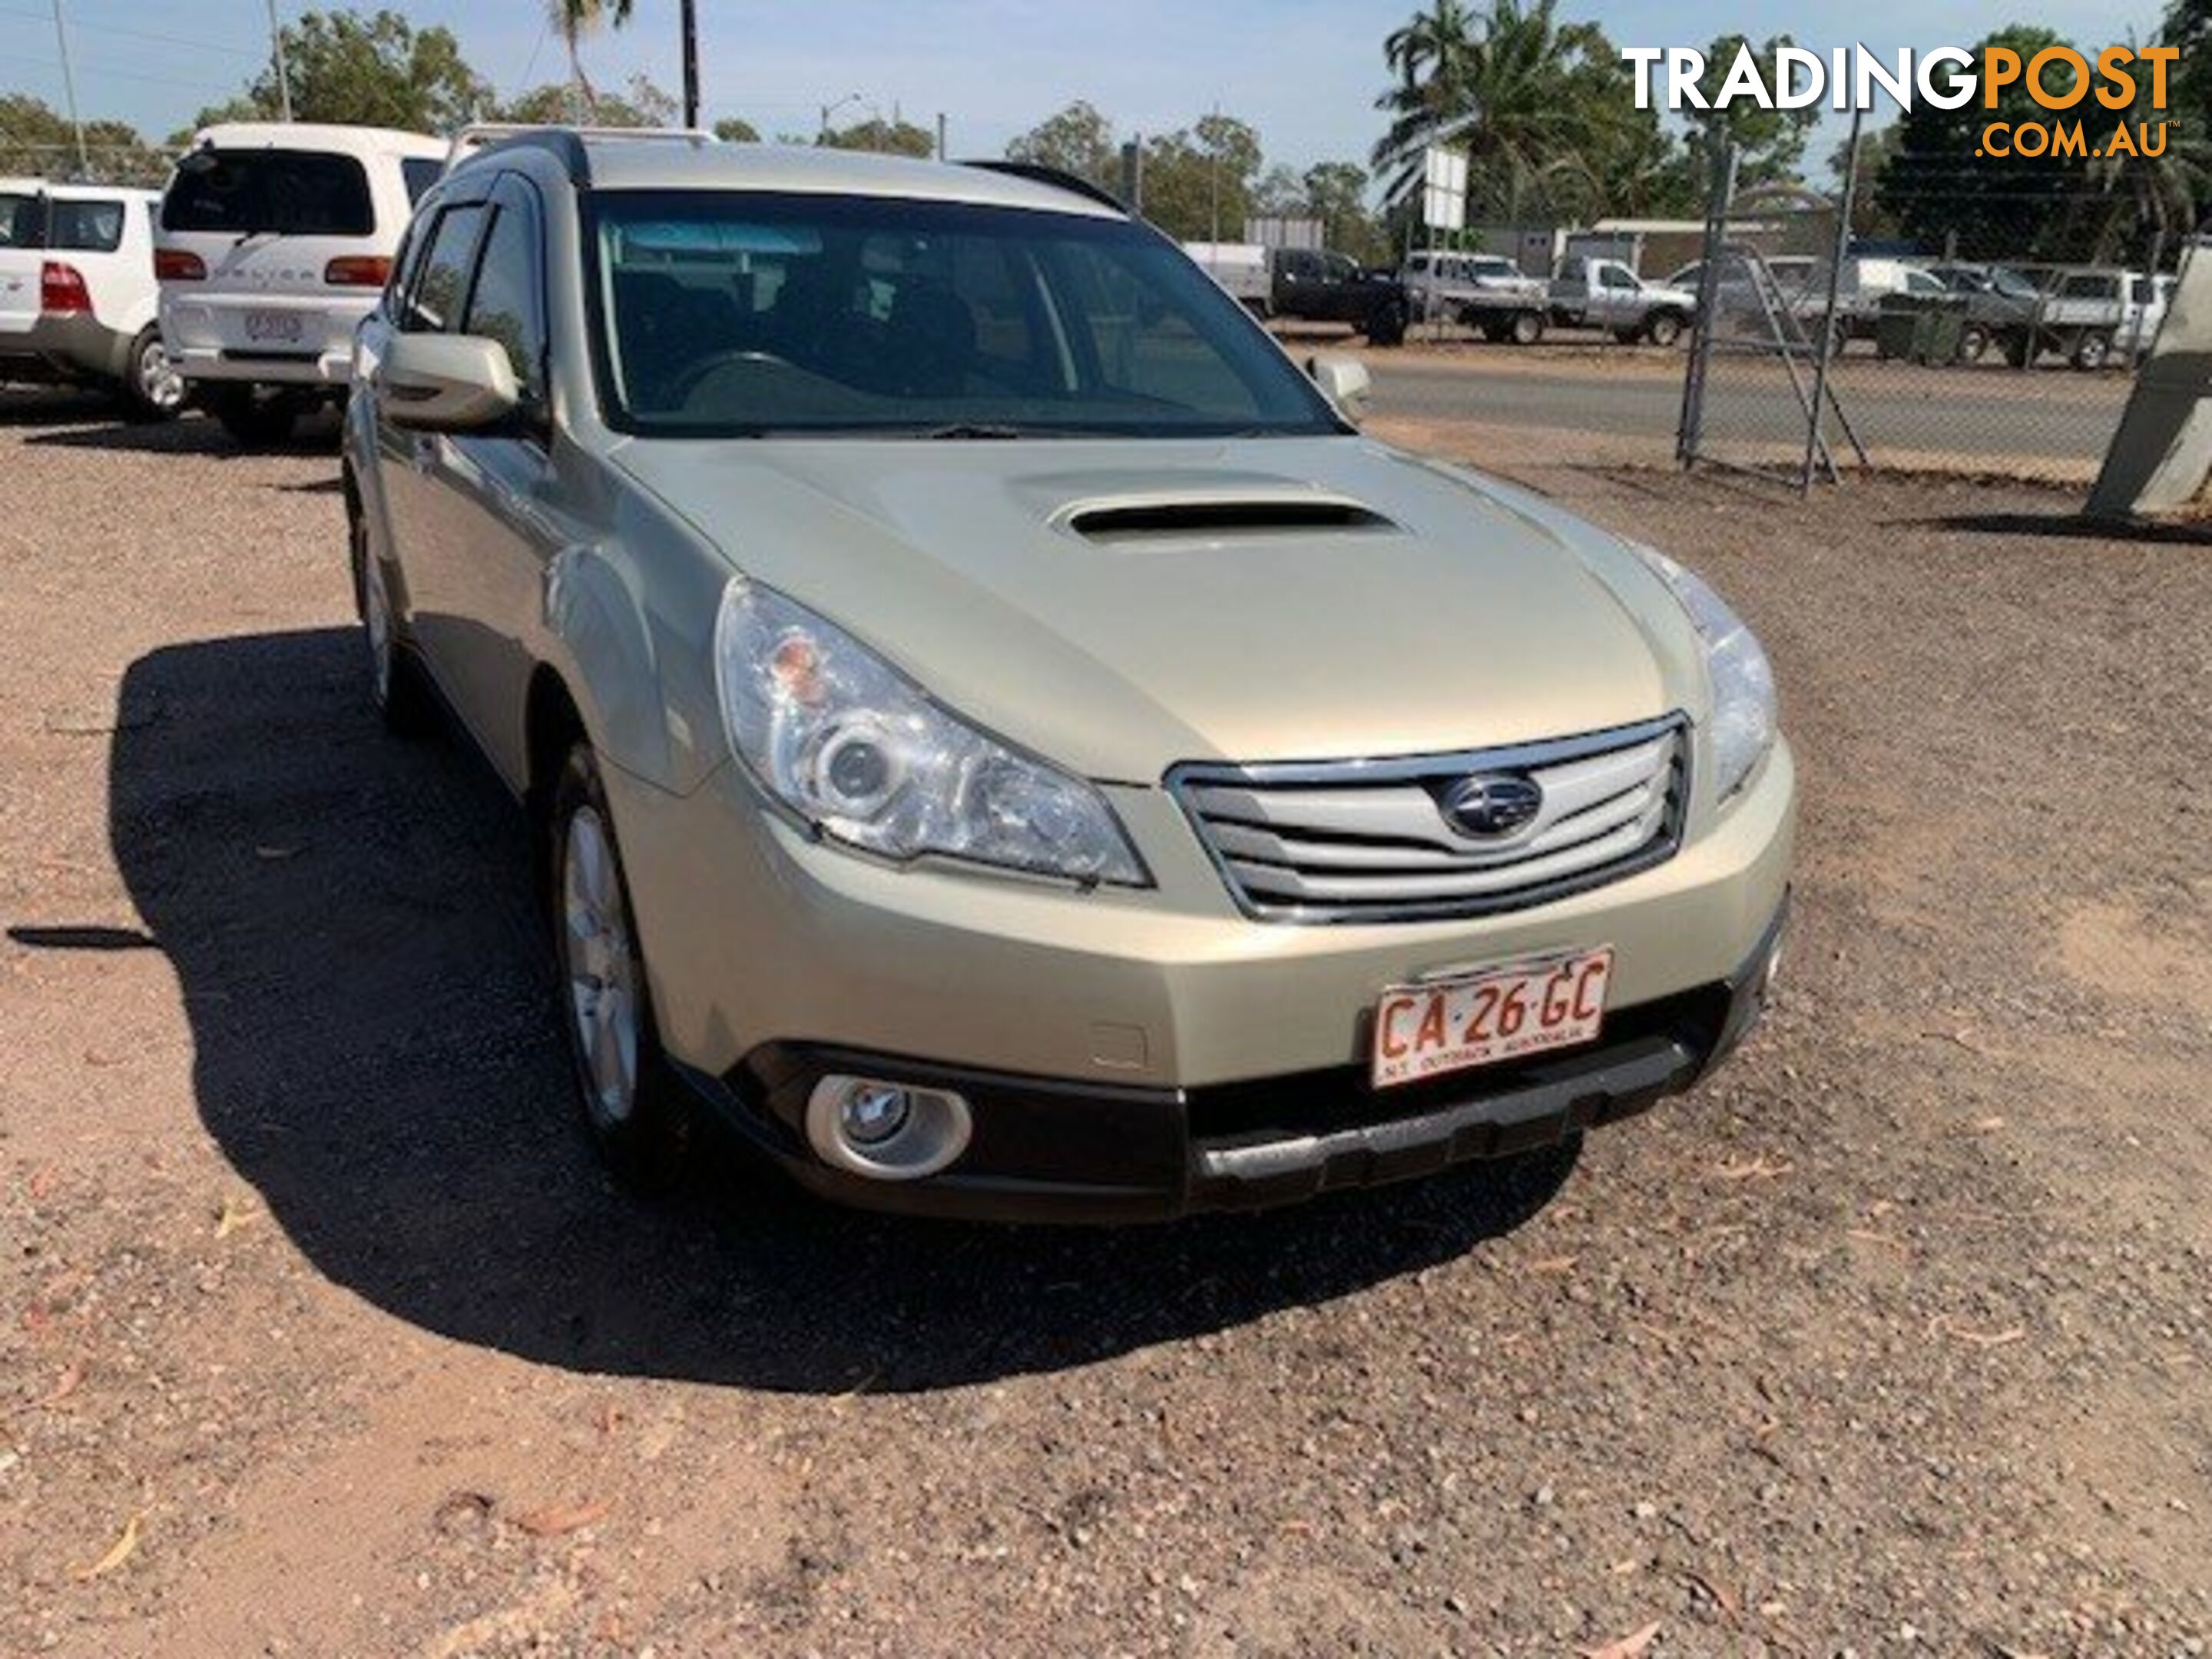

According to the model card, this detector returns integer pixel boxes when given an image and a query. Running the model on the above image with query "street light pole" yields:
[679,0,698,127]
[265,0,293,122]
[48,0,88,177]
[818,91,860,141]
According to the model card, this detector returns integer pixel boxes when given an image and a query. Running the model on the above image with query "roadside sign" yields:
[1422,147,1467,233]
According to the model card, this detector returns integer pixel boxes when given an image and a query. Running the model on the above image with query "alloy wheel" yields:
[561,805,641,1130]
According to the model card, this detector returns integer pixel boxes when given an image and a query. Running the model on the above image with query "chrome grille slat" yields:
[1169,716,1689,923]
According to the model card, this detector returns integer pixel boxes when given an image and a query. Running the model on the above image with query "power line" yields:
[0,3,260,57]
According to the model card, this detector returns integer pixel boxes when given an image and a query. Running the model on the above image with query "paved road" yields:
[1368,353,2129,464]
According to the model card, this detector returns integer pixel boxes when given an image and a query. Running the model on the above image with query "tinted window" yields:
[48,198,125,252]
[163,149,374,237]
[0,193,42,248]
[402,157,442,204]
[465,201,546,402]
[591,191,1339,439]
[405,204,485,333]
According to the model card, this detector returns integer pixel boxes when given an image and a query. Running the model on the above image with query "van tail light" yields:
[40,261,91,315]
[324,255,392,287]
[154,248,206,281]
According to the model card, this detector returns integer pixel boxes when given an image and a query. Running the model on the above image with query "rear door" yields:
[158,146,379,361]
[0,188,45,340]
[45,193,143,333]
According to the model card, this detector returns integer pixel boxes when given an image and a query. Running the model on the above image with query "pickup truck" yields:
[1402,250,1548,343]
[1184,242,1410,346]
[2027,267,2140,369]
[1548,256,1697,346]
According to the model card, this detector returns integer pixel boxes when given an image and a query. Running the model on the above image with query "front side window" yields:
[48,198,125,252]
[465,199,547,403]
[163,148,375,237]
[405,204,486,333]
[588,191,1341,439]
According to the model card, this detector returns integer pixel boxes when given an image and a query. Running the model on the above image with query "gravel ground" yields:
[2,388,2207,1657]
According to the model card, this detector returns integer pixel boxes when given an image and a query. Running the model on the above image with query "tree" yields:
[1677,35,1821,190]
[1137,112,1262,241]
[500,74,676,128]
[713,117,760,144]
[1005,101,1118,190]
[1876,25,2087,261]
[187,9,489,133]
[0,94,166,185]
[1303,161,1391,265]
[549,0,633,119]
[820,117,935,158]
[1828,121,1902,240]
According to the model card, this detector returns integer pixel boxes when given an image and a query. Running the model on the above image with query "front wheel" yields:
[1364,296,1408,348]
[1509,310,1545,346]
[549,743,690,1190]
[1956,324,1989,365]
[2072,329,2113,371]
[210,384,300,447]
[118,326,186,421]
[353,505,437,738]
[1643,311,1685,349]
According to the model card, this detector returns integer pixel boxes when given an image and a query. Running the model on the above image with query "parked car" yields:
[154,121,445,443]
[343,134,1794,1219]
[1402,250,1549,343]
[2028,267,2134,370]
[1185,242,1410,346]
[1548,256,1697,345]
[2123,270,2176,356]
[0,177,181,417]
[1922,262,2044,363]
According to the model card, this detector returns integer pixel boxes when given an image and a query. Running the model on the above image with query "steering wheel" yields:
[664,349,796,411]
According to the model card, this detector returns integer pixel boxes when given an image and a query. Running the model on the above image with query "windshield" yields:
[1988,266,2042,300]
[588,190,1342,439]
[162,148,374,237]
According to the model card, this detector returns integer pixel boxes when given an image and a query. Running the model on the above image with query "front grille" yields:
[1170,714,1688,923]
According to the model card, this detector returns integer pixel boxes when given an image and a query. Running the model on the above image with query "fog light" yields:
[840,1084,910,1146]
[806,1074,972,1181]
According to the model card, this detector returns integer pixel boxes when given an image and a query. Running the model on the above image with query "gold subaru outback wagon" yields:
[341,129,1794,1221]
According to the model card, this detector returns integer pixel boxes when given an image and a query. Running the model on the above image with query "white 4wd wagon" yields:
[0,179,181,418]
[343,131,1795,1220]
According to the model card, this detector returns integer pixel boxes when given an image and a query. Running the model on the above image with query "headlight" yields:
[713,580,1148,886]
[1631,545,1776,802]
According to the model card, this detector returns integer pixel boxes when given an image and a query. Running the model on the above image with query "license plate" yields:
[1371,949,1614,1089]
[243,309,304,343]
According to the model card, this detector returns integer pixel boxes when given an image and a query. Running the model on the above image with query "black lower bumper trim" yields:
[687,896,1789,1224]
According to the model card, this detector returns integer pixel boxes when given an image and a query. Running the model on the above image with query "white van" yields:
[155,122,445,442]
[0,179,180,417]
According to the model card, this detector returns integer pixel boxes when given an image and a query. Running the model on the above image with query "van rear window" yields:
[162,149,375,237]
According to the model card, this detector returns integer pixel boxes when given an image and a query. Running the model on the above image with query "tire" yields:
[118,326,186,421]
[1643,310,1684,349]
[2071,329,2112,372]
[1364,296,1408,348]
[352,502,438,739]
[1956,324,1989,365]
[1509,310,1545,346]
[548,742,690,1190]
[1611,326,1642,346]
[210,384,300,447]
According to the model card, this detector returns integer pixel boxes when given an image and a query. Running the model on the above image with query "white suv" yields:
[0,179,181,418]
[154,122,445,443]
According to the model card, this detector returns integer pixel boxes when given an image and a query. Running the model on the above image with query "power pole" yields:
[265,0,293,121]
[935,112,946,161]
[679,0,699,127]
[49,0,88,177]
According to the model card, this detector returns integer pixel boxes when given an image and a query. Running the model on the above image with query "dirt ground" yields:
[2,388,2208,1658]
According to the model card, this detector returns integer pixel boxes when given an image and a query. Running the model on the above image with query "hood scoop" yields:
[1058,492,1397,545]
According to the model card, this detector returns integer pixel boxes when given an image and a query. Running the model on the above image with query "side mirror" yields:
[380,332,518,432]
[1306,353,1372,423]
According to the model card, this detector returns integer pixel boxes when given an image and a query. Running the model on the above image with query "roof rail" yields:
[445,123,718,181]
[962,160,1128,215]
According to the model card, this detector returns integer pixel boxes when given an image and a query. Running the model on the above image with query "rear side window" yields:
[48,198,125,252]
[162,149,375,237]
[1,193,41,247]
[402,157,442,205]
[403,204,486,333]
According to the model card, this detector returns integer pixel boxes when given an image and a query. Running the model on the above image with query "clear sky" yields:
[3,0,2169,170]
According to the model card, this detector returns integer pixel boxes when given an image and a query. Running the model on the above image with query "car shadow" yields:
[23,407,341,458]
[1918,508,2212,547]
[98,628,1576,1395]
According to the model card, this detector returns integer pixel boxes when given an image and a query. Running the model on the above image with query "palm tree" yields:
[551,0,634,121]
[1372,0,1611,224]
[2081,59,2208,270]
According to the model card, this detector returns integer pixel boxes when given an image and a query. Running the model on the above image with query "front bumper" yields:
[680,896,1789,1222]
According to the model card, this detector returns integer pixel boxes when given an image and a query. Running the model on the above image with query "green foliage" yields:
[819,118,937,158]
[1373,0,1689,227]
[1139,114,1264,241]
[181,8,488,134]
[1679,35,1821,190]
[498,74,677,128]
[713,118,761,144]
[1,94,168,185]
[1828,121,1903,240]
[1005,101,1119,190]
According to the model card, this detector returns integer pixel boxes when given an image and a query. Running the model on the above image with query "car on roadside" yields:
[0,177,183,418]
[1181,243,1409,345]
[1401,250,1549,343]
[1548,256,1697,346]
[154,121,445,444]
[343,131,1795,1220]
[1922,262,2044,364]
